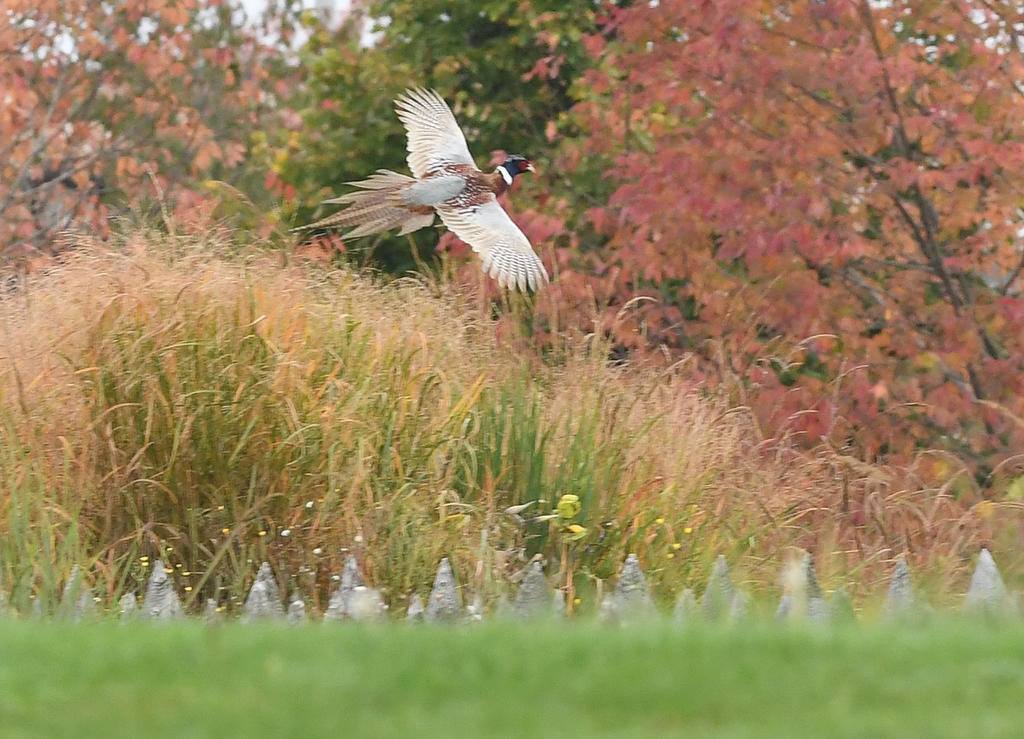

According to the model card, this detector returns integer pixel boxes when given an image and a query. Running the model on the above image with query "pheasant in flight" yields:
[297,88,549,292]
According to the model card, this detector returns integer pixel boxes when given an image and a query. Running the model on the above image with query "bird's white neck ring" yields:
[497,165,513,186]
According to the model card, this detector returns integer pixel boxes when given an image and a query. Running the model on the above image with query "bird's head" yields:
[496,154,535,185]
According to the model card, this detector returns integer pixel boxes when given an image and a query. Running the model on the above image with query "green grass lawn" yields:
[1,620,1023,738]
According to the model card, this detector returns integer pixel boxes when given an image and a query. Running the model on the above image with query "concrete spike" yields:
[60,564,81,605]
[324,590,345,621]
[673,588,698,626]
[59,565,96,621]
[425,558,462,622]
[701,555,735,621]
[287,592,307,625]
[203,598,223,624]
[242,563,285,621]
[465,593,485,623]
[324,555,367,621]
[493,593,514,620]
[142,560,184,620]
[775,593,793,621]
[802,553,824,600]
[552,589,566,618]
[57,565,80,617]
[77,592,98,619]
[513,561,554,619]
[778,552,828,622]
[598,592,616,622]
[603,554,655,623]
[406,594,425,623]
[807,596,830,623]
[118,593,138,621]
[242,581,274,622]
[964,548,1012,615]
[803,554,829,623]
[729,589,751,622]
[256,563,283,607]
[883,556,915,619]
[830,587,855,622]
[348,585,386,622]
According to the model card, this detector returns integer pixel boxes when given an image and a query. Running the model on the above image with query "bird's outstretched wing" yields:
[437,198,549,292]
[395,88,476,178]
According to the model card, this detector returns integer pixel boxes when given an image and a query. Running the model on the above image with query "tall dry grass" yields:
[0,229,1013,615]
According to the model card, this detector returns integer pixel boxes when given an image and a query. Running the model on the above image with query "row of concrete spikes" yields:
[36,547,1018,623]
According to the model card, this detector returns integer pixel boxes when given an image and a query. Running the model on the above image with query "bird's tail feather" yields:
[292,170,435,237]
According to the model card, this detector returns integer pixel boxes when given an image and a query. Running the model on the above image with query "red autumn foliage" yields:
[540,0,1024,478]
[0,0,291,261]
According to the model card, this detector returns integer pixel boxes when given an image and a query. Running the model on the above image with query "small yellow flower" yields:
[573,597,582,606]
[182,571,192,576]
[672,543,682,550]
[667,552,675,559]
[655,517,665,525]
[184,586,193,592]
[217,505,225,511]
[222,527,230,534]
[139,556,149,562]
[258,530,267,537]
[556,494,582,520]
[684,526,693,535]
